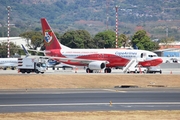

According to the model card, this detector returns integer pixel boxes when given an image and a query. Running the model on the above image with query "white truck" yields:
[126,65,147,73]
[147,66,162,74]
[17,58,46,74]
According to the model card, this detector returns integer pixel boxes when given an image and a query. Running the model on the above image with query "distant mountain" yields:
[0,0,180,40]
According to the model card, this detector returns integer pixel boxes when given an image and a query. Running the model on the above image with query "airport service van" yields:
[17,58,46,74]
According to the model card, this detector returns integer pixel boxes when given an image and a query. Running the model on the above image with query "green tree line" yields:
[0,29,161,57]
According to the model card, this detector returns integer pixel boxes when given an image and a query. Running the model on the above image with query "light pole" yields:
[7,6,11,58]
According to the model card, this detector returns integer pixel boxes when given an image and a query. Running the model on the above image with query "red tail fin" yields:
[41,18,61,50]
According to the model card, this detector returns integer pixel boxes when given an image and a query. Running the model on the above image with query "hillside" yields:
[0,0,180,40]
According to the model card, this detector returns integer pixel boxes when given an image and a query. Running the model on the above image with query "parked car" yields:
[147,66,162,74]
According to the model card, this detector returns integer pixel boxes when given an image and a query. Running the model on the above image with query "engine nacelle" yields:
[88,61,106,70]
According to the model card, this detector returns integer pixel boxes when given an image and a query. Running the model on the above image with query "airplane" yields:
[40,18,163,73]
[0,58,18,70]
[0,44,28,70]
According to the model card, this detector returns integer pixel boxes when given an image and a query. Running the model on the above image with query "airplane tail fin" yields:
[41,18,61,50]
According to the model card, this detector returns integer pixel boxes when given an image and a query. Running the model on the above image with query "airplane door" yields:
[141,53,147,59]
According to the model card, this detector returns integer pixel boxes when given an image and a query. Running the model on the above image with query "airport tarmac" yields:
[0,88,180,113]
[0,68,180,74]
[0,67,179,113]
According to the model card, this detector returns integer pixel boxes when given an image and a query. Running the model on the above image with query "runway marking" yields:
[103,89,127,93]
[1,102,180,107]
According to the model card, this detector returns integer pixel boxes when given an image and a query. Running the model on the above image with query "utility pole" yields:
[166,27,168,37]
[6,6,11,58]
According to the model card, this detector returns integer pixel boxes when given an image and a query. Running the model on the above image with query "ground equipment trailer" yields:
[17,58,46,74]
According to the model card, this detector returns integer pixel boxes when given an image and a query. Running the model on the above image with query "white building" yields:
[0,37,29,49]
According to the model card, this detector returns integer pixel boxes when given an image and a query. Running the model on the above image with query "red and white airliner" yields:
[41,18,163,73]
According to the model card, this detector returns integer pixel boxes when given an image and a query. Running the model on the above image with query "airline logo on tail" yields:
[44,30,53,43]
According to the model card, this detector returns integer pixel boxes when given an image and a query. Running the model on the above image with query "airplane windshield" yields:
[148,55,157,57]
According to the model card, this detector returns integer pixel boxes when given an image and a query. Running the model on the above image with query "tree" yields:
[93,30,121,48]
[19,31,43,50]
[60,30,94,48]
[119,34,130,48]
[131,30,158,51]
[0,42,22,58]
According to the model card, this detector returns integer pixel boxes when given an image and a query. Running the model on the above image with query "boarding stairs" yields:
[123,57,146,73]
[123,58,138,73]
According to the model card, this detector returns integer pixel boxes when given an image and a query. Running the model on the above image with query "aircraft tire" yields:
[11,67,15,70]
[86,68,93,73]
[104,68,111,73]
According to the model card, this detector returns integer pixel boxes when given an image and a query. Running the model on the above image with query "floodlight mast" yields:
[7,6,11,58]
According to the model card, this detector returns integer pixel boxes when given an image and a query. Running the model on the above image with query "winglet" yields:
[21,44,29,57]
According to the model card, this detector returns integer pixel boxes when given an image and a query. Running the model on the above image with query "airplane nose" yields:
[158,57,163,64]
[155,57,163,65]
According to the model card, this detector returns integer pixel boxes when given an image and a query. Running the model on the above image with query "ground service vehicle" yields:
[18,58,46,74]
[126,66,147,73]
[147,66,162,74]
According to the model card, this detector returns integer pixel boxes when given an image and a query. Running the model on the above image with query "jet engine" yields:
[88,61,106,70]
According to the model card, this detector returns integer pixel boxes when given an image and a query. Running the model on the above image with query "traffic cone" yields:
[75,67,78,73]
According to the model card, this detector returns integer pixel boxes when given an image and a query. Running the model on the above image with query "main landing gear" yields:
[104,68,111,73]
[86,68,93,73]
[86,67,112,73]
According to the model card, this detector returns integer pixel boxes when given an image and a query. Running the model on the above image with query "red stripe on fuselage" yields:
[46,49,129,67]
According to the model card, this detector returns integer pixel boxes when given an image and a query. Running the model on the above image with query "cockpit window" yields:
[148,55,157,57]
